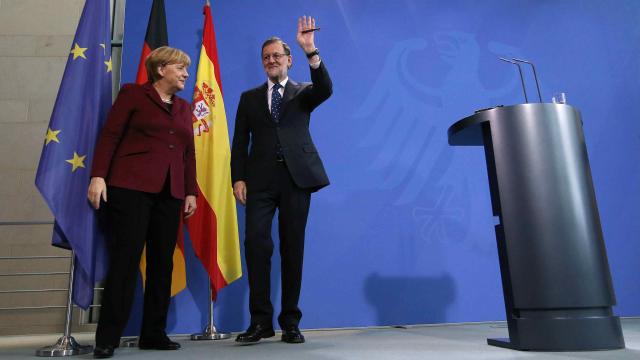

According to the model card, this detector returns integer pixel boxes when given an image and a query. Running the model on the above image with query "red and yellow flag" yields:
[188,2,242,298]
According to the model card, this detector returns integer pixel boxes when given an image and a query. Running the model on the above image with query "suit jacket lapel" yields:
[143,82,172,115]
[171,98,182,118]
[279,80,298,122]
[258,82,275,127]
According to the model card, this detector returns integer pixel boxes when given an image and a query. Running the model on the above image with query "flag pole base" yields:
[191,325,231,340]
[120,338,138,347]
[35,335,93,357]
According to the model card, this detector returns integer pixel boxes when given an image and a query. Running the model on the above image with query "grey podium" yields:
[448,103,624,351]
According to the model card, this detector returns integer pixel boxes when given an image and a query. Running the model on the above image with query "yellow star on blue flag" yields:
[70,43,88,60]
[104,56,112,72]
[65,152,86,172]
[45,128,61,145]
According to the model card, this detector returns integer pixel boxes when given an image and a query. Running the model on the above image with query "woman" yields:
[88,46,197,359]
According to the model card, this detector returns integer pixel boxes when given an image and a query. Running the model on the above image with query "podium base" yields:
[488,315,625,351]
[487,338,519,350]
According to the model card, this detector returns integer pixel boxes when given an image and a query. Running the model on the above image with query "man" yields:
[231,16,332,344]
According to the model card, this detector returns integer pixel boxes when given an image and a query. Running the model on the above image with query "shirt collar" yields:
[268,77,288,91]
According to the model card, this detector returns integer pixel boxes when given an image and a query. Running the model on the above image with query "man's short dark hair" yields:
[261,37,291,56]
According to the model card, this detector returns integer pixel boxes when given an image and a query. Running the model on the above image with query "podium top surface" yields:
[447,103,578,146]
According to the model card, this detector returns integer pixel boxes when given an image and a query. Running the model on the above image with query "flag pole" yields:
[189,0,241,340]
[190,280,230,340]
[36,253,94,357]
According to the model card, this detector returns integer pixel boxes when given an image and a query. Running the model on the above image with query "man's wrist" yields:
[301,43,315,52]
[305,48,319,59]
[309,58,321,69]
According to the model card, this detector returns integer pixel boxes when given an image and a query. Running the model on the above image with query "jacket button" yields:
[168,144,175,149]
[169,129,175,135]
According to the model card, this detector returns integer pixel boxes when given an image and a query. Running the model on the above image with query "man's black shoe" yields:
[138,336,181,350]
[281,325,305,344]
[93,345,115,358]
[235,324,275,343]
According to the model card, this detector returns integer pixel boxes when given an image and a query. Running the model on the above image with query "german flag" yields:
[135,0,188,297]
[135,0,168,84]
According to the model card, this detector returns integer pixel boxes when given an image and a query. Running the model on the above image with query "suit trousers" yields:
[95,184,182,346]
[245,161,311,328]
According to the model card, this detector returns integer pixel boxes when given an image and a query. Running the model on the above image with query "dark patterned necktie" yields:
[271,83,283,123]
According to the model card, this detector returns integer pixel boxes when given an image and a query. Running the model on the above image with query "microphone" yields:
[499,57,529,103]
[512,58,543,102]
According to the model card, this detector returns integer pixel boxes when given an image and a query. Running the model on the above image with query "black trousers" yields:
[245,162,311,328]
[95,185,182,346]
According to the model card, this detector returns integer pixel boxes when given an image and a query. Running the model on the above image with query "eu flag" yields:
[35,0,112,309]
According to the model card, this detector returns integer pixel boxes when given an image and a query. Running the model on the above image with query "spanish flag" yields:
[188,1,242,298]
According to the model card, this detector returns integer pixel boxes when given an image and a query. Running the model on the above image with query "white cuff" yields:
[309,59,321,69]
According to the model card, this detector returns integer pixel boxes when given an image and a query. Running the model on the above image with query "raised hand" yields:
[296,16,317,53]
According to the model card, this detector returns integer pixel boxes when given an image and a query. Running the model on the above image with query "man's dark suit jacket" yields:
[91,83,197,199]
[231,62,333,192]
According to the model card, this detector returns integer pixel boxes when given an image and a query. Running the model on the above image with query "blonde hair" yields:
[145,46,191,83]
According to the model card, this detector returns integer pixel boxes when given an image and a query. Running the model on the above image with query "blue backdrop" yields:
[120,0,640,335]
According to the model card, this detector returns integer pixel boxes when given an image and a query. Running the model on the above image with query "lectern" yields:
[448,103,624,351]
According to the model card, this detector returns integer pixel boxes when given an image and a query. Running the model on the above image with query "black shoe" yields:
[281,325,305,344]
[235,324,275,343]
[93,345,115,358]
[138,336,181,350]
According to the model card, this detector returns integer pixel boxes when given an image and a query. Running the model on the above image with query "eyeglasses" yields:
[262,52,288,62]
